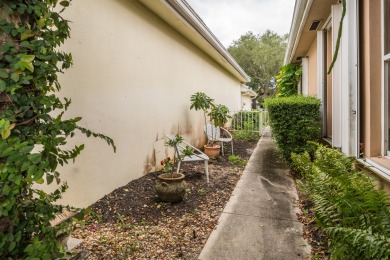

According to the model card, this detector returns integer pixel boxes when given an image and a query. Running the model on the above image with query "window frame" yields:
[383,0,390,156]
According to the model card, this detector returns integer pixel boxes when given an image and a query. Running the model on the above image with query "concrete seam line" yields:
[221,211,302,223]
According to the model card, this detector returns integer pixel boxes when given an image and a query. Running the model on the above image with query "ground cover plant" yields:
[265,95,321,163]
[292,145,390,259]
[72,140,257,259]
[0,1,114,258]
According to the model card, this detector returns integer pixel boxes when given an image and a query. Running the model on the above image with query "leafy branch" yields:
[0,0,114,258]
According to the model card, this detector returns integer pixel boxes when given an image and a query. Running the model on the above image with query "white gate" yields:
[229,109,268,136]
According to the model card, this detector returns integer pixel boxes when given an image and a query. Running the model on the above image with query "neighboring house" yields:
[240,85,257,110]
[48,0,250,207]
[285,0,390,191]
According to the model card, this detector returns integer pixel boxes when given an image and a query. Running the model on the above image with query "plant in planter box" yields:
[155,135,194,203]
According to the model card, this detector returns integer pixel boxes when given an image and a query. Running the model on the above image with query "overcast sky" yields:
[186,0,295,47]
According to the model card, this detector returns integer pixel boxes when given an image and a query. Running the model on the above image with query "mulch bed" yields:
[72,140,258,259]
[294,178,331,259]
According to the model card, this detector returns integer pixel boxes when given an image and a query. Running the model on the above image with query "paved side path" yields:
[199,129,310,260]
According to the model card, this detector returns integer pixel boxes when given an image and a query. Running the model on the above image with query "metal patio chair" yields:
[204,123,233,156]
[166,134,210,183]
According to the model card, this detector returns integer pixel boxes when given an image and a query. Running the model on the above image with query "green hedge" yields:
[264,95,321,162]
[292,145,390,259]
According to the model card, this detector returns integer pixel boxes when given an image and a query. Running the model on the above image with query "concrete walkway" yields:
[198,129,310,260]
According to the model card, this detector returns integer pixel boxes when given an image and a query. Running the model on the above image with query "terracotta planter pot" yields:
[156,173,187,203]
[204,144,221,158]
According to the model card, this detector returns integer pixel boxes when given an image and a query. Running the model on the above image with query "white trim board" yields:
[358,158,390,182]
[331,3,342,148]
[301,57,309,95]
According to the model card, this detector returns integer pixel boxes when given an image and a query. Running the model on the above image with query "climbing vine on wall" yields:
[0,0,115,258]
[275,63,302,97]
[328,0,346,74]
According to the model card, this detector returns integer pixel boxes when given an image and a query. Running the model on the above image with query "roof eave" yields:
[284,0,312,64]
[137,0,250,83]
[240,86,257,98]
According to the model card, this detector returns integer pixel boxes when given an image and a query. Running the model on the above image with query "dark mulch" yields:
[294,178,331,259]
[72,140,257,259]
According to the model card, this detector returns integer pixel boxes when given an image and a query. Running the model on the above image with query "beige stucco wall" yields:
[46,0,243,207]
[360,0,382,157]
[307,38,318,96]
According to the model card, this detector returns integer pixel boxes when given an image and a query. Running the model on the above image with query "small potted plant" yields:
[155,135,193,203]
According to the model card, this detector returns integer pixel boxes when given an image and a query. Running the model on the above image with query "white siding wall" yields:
[341,0,358,157]
[332,4,343,148]
[317,30,326,136]
[330,1,358,155]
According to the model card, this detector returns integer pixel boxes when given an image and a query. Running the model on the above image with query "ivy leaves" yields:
[0,0,113,258]
[0,119,15,139]
[59,1,70,7]
[18,54,35,72]
[275,64,302,97]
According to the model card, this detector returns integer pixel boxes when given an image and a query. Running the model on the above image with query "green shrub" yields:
[292,145,390,259]
[264,95,321,162]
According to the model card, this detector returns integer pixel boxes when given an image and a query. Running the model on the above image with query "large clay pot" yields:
[204,144,221,158]
[156,173,187,203]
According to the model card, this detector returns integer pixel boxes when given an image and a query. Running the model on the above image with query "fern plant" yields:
[292,144,390,259]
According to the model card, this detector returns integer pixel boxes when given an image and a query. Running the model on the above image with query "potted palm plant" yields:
[190,92,231,157]
[155,135,193,203]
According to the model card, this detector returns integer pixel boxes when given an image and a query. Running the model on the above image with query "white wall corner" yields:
[317,30,325,136]
[301,57,309,95]
[331,3,343,149]
[339,0,359,156]
[345,0,358,157]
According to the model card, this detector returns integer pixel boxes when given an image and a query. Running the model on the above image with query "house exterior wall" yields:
[241,96,253,111]
[326,27,333,138]
[307,38,318,96]
[360,0,382,157]
[331,4,343,148]
[301,57,309,95]
[47,0,243,207]
[287,0,390,191]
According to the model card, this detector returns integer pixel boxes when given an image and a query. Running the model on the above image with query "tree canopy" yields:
[228,30,287,106]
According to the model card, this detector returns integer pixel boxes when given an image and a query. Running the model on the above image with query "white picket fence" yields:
[228,109,268,136]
